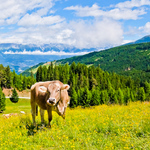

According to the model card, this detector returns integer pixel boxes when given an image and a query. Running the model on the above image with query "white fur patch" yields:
[38,86,47,93]
[55,82,60,88]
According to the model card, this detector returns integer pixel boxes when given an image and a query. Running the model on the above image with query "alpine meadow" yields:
[1,0,150,149]
[0,99,150,149]
[1,60,150,149]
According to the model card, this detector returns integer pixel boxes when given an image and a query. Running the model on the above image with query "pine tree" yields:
[81,87,92,107]
[54,65,59,80]
[70,62,76,74]
[0,87,6,112]
[30,69,36,87]
[10,88,19,103]
[137,87,146,102]
[90,89,100,106]
[70,87,78,108]
[5,66,11,88]
[101,90,109,104]
[36,66,42,82]
[117,88,124,104]
[124,88,131,104]
[50,63,54,80]
[144,81,150,97]
[22,76,27,90]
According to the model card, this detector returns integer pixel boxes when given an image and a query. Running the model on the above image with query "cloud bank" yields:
[3,49,88,56]
[0,0,150,49]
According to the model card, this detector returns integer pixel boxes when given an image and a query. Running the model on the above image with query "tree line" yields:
[36,62,150,107]
[1,62,150,111]
[0,64,35,91]
[0,64,35,112]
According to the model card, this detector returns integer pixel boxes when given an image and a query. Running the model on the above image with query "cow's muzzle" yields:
[47,98,56,105]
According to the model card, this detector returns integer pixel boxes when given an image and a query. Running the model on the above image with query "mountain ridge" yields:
[22,41,150,82]
[1,35,150,76]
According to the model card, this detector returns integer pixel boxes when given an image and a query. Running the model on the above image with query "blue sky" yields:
[0,0,150,49]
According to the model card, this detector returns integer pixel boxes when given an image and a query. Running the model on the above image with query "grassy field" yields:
[0,99,150,150]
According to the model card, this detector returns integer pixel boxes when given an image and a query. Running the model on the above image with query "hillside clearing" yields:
[0,99,150,149]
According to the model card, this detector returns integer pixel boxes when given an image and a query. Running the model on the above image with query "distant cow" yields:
[30,80,70,127]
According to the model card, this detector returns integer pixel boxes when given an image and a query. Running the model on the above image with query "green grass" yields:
[0,99,150,149]
[3,98,31,114]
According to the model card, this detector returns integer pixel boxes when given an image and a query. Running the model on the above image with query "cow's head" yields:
[55,90,70,119]
[38,81,70,106]
[47,82,70,106]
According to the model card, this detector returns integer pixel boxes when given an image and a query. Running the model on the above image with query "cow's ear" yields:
[38,86,47,93]
[61,84,70,90]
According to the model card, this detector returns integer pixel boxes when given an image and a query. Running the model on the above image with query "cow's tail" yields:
[36,105,38,116]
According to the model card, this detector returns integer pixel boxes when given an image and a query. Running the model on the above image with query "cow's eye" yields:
[57,89,60,92]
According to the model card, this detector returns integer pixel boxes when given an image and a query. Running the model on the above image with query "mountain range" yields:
[21,35,150,82]
[1,35,150,76]
[0,43,95,74]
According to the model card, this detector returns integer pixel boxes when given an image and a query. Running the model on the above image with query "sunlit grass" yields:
[0,99,150,149]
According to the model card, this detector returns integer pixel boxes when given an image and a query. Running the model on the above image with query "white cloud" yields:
[67,19,123,49]
[0,0,149,49]
[64,2,147,20]
[139,22,150,33]
[3,49,88,56]
[18,14,65,26]
[0,0,54,25]
[116,0,150,9]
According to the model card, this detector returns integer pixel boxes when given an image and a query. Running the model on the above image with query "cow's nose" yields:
[49,98,56,104]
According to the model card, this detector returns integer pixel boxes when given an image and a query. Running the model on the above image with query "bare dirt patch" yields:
[3,88,30,97]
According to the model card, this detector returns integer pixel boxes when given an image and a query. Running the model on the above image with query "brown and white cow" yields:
[30,80,70,127]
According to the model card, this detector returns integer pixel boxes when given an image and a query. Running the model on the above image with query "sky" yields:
[0,0,150,50]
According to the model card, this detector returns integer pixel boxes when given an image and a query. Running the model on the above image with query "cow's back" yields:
[30,82,50,110]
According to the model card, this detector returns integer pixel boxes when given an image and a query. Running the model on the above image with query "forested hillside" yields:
[0,64,35,91]
[36,62,150,107]
[22,42,150,82]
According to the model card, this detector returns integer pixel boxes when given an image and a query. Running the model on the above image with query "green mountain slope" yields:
[22,42,150,82]
[56,42,150,71]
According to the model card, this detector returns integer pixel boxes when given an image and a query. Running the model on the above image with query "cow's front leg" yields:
[31,101,36,126]
[47,106,52,128]
[40,108,45,125]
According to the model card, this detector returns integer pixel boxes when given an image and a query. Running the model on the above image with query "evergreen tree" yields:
[117,88,124,104]
[42,66,47,81]
[5,66,11,88]
[144,81,150,97]
[124,88,131,104]
[70,62,76,74]
[36,66,42,82]
[0,65,6,88]
[30,69,36,87]
[10,88,19,103]
[90,89,100,106]
[137,87,146,102]
[108,87,118,104]
[0,87,6,112]
[50,63,54,80]
[64,63,70,83]
[101,90,109,104]
[54,65,59,80]
[81,87,92,107]
[22,76,27,90]
[70,88,78,108]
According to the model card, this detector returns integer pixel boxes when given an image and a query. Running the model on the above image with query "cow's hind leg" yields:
[47,106,52,128]
[31,101,36,126]
[40,108,45,125]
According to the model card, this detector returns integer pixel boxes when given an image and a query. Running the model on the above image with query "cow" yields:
[30,80,70,127]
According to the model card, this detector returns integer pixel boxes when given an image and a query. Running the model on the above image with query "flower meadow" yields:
[0,99,150,150]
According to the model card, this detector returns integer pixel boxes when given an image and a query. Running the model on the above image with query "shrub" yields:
[0,87,6,112]
[10,88,19,103]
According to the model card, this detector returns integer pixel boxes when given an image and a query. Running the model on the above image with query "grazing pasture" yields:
[0,99,150,149]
